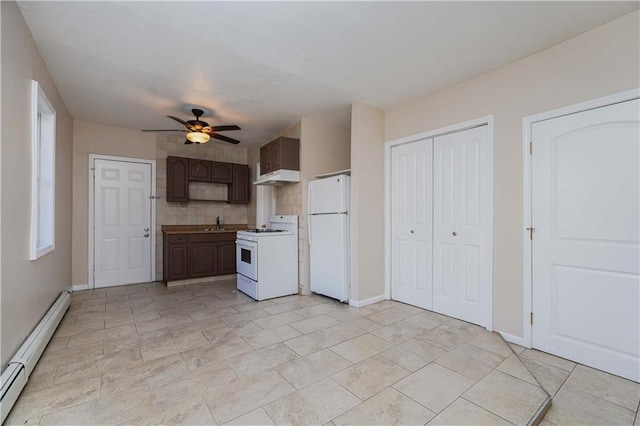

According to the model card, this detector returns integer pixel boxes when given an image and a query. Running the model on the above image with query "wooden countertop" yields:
[161,224,250,234]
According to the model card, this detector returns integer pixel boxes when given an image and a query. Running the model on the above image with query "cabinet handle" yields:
[452,231,457,236]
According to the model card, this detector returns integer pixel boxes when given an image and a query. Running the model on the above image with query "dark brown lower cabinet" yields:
[217,242,237,275]
[165,243,188,280]
[189,243,217,278]
[163,231,237,282]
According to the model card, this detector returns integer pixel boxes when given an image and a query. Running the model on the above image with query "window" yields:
[29,80,56,260]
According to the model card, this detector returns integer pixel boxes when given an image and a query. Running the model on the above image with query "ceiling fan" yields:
[142,108,241,145]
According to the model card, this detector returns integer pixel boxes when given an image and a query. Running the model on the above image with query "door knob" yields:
[144,233,150,238]
[410,230,414,234]
[452,231,457,236]
[144,227,149,232]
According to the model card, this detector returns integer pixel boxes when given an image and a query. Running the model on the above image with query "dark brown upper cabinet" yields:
[167,156,189,202]
[228,164,249,204]
[259,143,272,174]
[212,162,233,184]
[259,137,300,175]
[188,159,212,182]
[166,156,249,204]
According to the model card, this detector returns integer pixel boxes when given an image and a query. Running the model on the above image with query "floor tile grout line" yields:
[502,337,552,398]
[391,379,445,417]
[459,396,518,425]
[560,381,639,413]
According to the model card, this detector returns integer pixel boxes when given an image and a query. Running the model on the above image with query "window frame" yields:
[29,80,56,260]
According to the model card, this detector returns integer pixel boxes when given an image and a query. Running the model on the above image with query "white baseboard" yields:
[71,284,88,291]
[499,331,530,348]
[349,294,386,308]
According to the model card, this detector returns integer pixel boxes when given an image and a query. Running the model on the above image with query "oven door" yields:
[236,239,258,281]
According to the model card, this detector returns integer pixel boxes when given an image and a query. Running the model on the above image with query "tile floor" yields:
[5,280,639,425]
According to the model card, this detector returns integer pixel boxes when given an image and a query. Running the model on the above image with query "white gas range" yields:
[236,215,298,301]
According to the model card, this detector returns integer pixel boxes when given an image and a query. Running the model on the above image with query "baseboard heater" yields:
[0,290,71,423]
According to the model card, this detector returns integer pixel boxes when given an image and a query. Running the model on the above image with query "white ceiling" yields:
[18,1,638,146]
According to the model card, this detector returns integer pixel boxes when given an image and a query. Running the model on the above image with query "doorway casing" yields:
[384,115,494,331]
[520,88,640,348]
[87,154,157,290]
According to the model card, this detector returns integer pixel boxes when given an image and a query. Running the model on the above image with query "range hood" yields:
[253,169,300,186]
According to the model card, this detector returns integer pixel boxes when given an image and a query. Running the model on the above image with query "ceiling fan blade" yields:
[168,115,195,130]
[141,129,187,132]
[211,133,240,145]
[211,125,241,132]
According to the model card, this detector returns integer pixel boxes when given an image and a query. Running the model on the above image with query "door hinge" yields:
[529,142,533,155]
[526,227,535,240]
[530,312,534,325]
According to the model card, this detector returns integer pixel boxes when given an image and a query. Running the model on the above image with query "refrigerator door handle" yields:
[308,215,312,246]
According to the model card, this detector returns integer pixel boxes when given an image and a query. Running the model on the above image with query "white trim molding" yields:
[384,115,495,331]
[29,80,56,260]
[88,154,157,289]
[349,294,386,308]
[71,284,89,292]
[521,88,640,348]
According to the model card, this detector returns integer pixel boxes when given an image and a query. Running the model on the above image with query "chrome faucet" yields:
[215,216,221,230]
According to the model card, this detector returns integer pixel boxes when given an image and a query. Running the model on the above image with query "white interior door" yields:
[433,125,491,326]
[531,98,639,381]
[94,159,153,287]
[391,138,433,310]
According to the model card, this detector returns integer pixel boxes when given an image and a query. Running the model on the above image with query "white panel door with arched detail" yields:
[531,98,640,381]
[391,137,433,310]
[94,158,153,288]
[433,125,491,327]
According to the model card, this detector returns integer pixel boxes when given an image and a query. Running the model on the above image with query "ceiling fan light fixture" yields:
[186,131,210,144]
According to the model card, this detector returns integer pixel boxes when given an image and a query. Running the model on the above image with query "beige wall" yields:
[350,103,385,302]
[1,1,73,366]
[71,120,156,286]
[298,118,351,294]
[155,135,248,280]
[382,11,640,337]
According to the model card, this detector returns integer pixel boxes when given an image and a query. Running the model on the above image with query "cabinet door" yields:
[260,143,271,174]
[166,157,189,202]
[189,159,212,182]
[217,242,237,275]
[270,138,282,172]
[189,242,217,278]
[165,244,188,280]
[212,162,233,183]
[279,137,300,171]
[228,164,249,204]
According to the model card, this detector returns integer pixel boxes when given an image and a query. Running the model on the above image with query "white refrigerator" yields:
[308,175,350,302]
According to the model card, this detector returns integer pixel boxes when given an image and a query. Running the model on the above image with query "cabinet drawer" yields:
[167,234,188,244]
